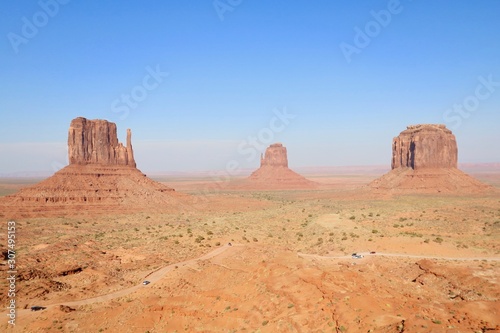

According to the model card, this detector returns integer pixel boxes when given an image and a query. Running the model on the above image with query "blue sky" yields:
[1,0,499,175]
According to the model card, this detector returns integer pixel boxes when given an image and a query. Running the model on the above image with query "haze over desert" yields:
[1,2,500,333]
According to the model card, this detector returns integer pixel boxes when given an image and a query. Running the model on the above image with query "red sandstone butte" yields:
[1,117,177,217]
[247,143,317,189]
[68,117,136,167]
[369,124,493,194]
[391,124,457,170]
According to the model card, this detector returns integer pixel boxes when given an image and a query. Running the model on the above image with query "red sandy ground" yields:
[0,169,499,332]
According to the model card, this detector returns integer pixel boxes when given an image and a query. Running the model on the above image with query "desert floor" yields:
[0,172,499,333]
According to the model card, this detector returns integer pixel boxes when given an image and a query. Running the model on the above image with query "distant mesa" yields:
[259,143,289,168]
[369,124,493,194]
[246,143,317,189]
[1,117,177,217]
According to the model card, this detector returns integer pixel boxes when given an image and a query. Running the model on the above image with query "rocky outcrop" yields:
[370,124,493,194]
[260,143,288,168]
[247,143,317,189]
[68,117,136,167]
[1,117,178,217]
[392,124,457,170]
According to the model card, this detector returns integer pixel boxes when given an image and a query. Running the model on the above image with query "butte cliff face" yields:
[260,143,289,168]
[68,117,136,167]
[1,117,177,217]
[247,143,317,189]
[391,124,457,170]
[370,124,492,194]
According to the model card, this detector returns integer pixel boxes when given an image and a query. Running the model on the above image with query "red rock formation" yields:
[260,143,288,168]
[370,124,492,194]
[68,117,136,167]
[392,124,457,170]
[247,143,317,189]
[1,117,178,217]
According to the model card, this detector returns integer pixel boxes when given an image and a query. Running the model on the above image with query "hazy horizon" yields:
[1,1,499,175]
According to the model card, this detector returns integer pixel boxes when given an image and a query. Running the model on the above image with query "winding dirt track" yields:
[297,251,500,262]
[19,246,499,317]
[19,244,237,316]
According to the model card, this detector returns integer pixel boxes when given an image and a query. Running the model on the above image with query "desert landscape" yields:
[2,2,499,332]
[0,118,499,333]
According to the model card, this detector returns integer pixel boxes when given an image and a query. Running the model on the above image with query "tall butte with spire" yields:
[247,143,317,189]
[369,124,492,194]
[1,117,177,217]
[68,117,136,166]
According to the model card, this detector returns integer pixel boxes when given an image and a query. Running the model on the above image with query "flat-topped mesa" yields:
[391,124,457,170]
[68,117,136,167]
[369,123,493,194]
[260,143,288,168]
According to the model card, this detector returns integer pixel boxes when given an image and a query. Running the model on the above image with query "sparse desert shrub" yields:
[372,229,378,234]
[433,237,443,244]
[349,216,355,220]
[253,237,258,242]
[399,217,407,222]
[262,320,269,326]
[215,242,221,246]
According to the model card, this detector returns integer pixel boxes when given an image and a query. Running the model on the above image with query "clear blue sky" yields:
[1,0,499,175]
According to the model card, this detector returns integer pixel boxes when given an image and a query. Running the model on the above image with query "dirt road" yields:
[297,251,500,261]
[19,245,499,317]
[19,243,237,316]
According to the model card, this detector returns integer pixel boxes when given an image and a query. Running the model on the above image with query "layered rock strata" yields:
[369,124,492,194]
[247,143,317,189]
